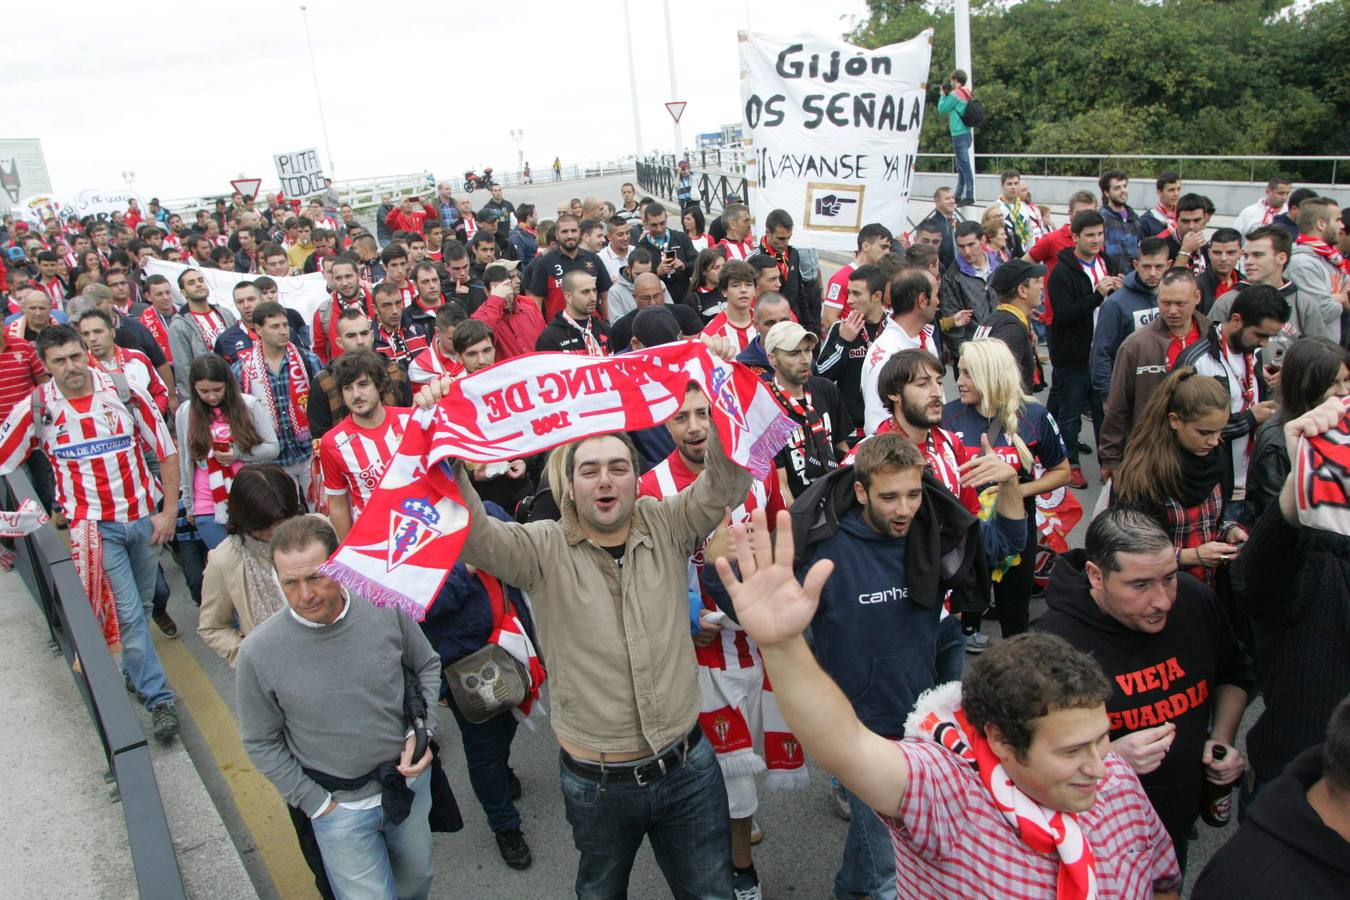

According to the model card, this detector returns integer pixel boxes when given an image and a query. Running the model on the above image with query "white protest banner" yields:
[273,147,326,199]
[69,189,138,220]
[739,30,933,252]
[143,257,330,327]
[15,194,64,223]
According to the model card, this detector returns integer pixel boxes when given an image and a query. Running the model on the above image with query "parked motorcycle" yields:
[462,166,495,192]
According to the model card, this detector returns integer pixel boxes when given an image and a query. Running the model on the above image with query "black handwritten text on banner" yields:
[739,30,932,252]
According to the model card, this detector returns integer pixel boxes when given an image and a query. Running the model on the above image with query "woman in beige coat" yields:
[197,463,305,666]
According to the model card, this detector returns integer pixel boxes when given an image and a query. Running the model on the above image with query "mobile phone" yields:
[1266,334,1289,369]
[663,249,676,261]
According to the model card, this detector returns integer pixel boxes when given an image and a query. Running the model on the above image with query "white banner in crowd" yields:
[739,29,933,252]
[274,147,326,199]
[142,257,330,327]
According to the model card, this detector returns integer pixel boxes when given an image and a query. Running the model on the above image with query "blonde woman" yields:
[941,337,1070,647]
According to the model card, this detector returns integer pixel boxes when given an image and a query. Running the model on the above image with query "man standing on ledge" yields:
[937,70,975,207]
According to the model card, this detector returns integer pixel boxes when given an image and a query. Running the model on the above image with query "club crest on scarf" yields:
[388,498,443,571]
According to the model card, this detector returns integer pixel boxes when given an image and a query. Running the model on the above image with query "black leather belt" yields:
[562,726,703,786]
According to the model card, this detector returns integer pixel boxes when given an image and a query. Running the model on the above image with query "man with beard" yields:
[765,322,852,503]
[167,267,238,402]
[1089,236,1172,400]
[215,280,306,365]
[1283,196,1350,344]
[526,214,611,320]
[371,282,429,371]
[312,256,373,364]
[407,261,448,335]
[535,270,610,356]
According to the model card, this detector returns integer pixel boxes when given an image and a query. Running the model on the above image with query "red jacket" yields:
[385,204,438,234]
[471,293,546,360]
[1028,224,1075,325]
[311,289,374,363]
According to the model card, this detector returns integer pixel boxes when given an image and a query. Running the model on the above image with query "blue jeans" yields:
[195,518,228,550]
[310,770,434,900]
[951,131,974,202]
[98,518,173,709]
[834,787,897,899]
[447,695,521,833]
[935,614,966,684]
[559,733,732,899]
[1052,366,1102,464]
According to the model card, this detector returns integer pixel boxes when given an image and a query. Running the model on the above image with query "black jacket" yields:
[1175,324,1272,496]
[1246,416,1288,523]
[917,209,957,270]
[790,465,989,614]
[1045,247,1121,368]
[748,242,817,336]
[1232,504,1350,782]
[637,230,697,305]
[1191,746,1350,899]
[939,259,997,357]
[534,312,611,355]
[1036,550,1254,852]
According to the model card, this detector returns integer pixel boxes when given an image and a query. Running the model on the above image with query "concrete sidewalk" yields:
[0,568,255,899]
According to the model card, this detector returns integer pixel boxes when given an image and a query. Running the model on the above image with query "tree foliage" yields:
[847,0,1350,182]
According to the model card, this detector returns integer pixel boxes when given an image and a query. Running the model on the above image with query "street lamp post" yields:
[299,5,336,178]
[510,129,525,178]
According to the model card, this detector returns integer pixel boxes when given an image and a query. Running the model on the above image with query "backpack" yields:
[31,370,133,444]
[960,96,987,129]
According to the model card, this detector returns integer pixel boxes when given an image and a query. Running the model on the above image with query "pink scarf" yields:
[908,683,1097,900]
[320,341,795,619]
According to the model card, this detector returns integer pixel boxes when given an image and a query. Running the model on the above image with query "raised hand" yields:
[713,509,834,649]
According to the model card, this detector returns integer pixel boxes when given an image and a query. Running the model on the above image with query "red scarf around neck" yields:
[1296,234,1350,277]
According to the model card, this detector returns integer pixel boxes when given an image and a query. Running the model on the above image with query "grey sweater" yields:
[237,594,441,816]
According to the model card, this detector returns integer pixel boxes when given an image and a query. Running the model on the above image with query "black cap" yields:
[988,258,1047,296]
[631,307,681,348]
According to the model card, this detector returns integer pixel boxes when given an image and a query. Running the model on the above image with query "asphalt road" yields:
[169,172,1245,898]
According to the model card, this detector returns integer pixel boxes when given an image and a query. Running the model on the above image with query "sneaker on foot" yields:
[507,769,522,800]
[495,828,532,869]
[829,778,851,821]
[153,611,179,638]
[750,818,764,845]
[965,631,992,654]
[1068,466,1088,490]
[732,867,762,900]
[151,703,178,742]
[124,670,145,702]
[1076,441,1093,456]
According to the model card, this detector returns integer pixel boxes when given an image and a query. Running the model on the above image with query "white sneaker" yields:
[749,818,764,845]
[732,868,762,900]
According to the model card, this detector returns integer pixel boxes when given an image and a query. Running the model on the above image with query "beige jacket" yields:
[198,537,279,666]
[457,429,751,755]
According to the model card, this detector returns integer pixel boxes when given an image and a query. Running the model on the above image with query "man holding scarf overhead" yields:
[713,511,1182,900]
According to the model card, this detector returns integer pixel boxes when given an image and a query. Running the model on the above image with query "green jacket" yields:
[937,90,971,136]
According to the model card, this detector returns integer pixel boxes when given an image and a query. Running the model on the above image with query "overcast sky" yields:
[8,0,867,202]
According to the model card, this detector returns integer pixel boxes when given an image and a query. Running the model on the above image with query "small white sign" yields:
[273,148,326,199]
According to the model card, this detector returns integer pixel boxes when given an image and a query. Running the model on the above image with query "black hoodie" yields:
[1191,746,1350,898]
[1035,550,1255,853]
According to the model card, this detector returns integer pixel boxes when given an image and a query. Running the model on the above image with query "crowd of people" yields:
[0,153,1347,900]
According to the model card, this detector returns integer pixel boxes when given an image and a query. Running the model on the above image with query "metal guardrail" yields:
[635,162,749,217]
[1,468,186,899]
[910,152,1348,185]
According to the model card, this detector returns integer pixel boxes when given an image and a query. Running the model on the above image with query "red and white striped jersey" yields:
[718,236,754,261]
[702,312,753,353]
[823,262,856,313]
[638,451,786,671]
[92,347,170,416]
[0,369,172,523]
[320,407,411,518]
[407,343,464,390]
[37,278,65,306]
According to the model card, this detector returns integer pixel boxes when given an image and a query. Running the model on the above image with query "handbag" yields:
[444,573,529,723]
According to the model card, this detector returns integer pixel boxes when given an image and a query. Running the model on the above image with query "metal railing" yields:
[635,162,749,216]
[2,468,186,899]
[910,152,1347,185]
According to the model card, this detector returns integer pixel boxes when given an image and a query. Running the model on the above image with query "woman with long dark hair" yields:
[75,248,103,280]
[1113,367,1244,586]
[683,205,713,252]
[175,353,278,548]
[1248,337,1350,520]
[689,245,727,321]
[941,337,1070,646]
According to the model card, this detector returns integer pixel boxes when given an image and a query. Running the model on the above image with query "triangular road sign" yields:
[230,178,263,199]
[665,101,687,123]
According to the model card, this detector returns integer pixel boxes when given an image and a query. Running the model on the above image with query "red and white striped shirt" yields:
[37,277,65,306]
[638,450,786,671]
[888,740,1180,899]
[718,236,754,261]
[702,311,753,353]
[824,262,856,313]
[407,342,464,391]
[0,369,172,523]
[91,347,170,416]
[0,336,45,420]
[320,407,410,518]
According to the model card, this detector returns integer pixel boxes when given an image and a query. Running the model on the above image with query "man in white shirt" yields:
[1232,176,1293,239]
[860,269,941,434]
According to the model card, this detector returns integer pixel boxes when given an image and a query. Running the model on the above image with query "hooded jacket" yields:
[1090,271,1158,396]
[1284,244,1345,343]
[1098,311,1212,471]
[1036,550,1254,851]
[1191,746,1350,899]
[1210,279,1328,343]
[791,466,992,737]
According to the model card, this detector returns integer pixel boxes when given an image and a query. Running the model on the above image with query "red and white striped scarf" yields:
[479,571,547,727]
[320,342,795,619]
[70,519,121,651]
[239,343,311,441]
[1296,234,1350,278]
[908,682,1097,900]
[408,342,464,387]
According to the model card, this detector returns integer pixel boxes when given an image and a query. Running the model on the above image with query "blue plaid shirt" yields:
[232,349,320,467]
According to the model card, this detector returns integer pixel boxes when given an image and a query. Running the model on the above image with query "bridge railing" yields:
[635,161,749,217]
[1,468,186,899]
